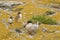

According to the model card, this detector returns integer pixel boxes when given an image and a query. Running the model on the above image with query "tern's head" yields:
[18,12,21,15]
[10,16,13,19]
[27,21,32,24]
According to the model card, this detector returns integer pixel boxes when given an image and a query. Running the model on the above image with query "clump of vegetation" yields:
[45,11,55,15]
[30,15,57,25]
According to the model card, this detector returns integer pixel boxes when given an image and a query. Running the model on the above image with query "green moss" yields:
[30,15,57,25]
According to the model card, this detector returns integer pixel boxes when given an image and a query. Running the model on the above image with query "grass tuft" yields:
[30,15,57,25]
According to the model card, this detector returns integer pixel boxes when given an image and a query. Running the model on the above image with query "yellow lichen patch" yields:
[52,12,60,21]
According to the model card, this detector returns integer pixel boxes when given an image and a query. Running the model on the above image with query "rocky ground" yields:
[0,0,60,40]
